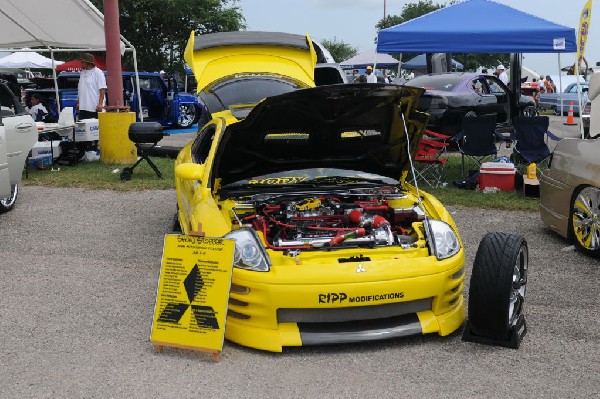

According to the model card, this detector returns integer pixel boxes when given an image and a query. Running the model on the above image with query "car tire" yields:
[0,183,18,213]
[569,186,600,257]
[468,232,528,340]
[177,103,198,128]
[173,207,182,232]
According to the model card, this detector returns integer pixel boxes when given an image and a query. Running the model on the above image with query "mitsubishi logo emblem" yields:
[356,264,366,273]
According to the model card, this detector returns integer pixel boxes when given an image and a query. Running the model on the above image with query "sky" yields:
[237,0,598,75]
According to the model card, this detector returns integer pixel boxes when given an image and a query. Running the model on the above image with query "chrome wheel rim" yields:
[509,244,528,326]
[177,104,195,128]
[0,184,17,208]
[572,187,600,251]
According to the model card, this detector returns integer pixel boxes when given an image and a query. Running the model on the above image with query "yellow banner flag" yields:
[576,0,593,74]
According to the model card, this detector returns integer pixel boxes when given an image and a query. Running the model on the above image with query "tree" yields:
[375,0,506,71]
[319,38,357,63]
[89,0,245,73]
[376,1,444,31]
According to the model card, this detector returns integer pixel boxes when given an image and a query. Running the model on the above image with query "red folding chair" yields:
[413,130,452,188]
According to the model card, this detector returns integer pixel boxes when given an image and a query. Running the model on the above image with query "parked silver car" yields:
[539,82,589,116]
[0,81,37,212]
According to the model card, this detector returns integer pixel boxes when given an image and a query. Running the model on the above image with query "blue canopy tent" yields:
[340,49,399,69]
[376,0,576,54]
[403,54,464,70]
[376,0,580,132]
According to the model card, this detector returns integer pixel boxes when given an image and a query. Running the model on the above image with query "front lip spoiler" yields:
[298,313,421,345]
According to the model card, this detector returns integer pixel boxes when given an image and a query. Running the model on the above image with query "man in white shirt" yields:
[366,66,378,83]
[76,53,107,120]
[497,64,509,86]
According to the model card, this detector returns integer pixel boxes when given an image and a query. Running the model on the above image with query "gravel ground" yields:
[0,186,598,398]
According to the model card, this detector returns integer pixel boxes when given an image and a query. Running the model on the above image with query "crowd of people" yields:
[350,66,395,84]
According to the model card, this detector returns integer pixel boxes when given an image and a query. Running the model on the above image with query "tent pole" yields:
[118,35,142,121]
[374,52,378,78]
[131,46,143,122]
[398,53,402,79]
[575,56,584,138]
[50,48,61,112]
[558,53,564,116]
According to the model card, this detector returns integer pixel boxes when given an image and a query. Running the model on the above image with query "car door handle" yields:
[16,123,33,131]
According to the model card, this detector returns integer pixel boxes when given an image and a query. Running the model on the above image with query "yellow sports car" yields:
[173,31,469,352]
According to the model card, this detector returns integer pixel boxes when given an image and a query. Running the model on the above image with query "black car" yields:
[407,72,536,135]
[0,71,21,98]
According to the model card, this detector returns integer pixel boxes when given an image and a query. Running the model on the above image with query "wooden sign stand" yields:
[154,341,220,363]
[153,223,222,363]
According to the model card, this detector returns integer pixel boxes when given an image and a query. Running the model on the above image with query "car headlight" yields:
[225,228,271,272]
[425,219,461,260]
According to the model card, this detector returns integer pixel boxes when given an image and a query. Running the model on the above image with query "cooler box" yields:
[75,119,100,142]
[480,162,516,191]
[31,141,62,159]
[28,154,53,169]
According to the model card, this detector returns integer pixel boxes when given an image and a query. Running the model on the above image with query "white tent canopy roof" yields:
[0,0,128,51]
[0,50,64,68]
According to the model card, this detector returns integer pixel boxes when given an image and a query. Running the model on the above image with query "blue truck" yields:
[25,71,205,128]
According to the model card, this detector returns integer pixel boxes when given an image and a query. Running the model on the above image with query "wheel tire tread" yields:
[468,232,526,339]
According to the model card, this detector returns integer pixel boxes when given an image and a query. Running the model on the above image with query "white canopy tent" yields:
[0,0,142,117]
[0,50,64,69]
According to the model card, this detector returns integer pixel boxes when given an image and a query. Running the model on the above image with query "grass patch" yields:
[23,157,176,191]
[22,152,540,211]
[420,154,540,212]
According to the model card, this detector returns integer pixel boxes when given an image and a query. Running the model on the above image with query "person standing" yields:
[76,53,107,120]
[538,75,547,93]
[497,64,509,86]
[546,75,556,93]
[365,66,377,83]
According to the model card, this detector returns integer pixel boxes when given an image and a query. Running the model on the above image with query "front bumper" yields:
[225,251,465,352]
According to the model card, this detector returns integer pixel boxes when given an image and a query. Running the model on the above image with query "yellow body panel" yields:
[184,31,317,92]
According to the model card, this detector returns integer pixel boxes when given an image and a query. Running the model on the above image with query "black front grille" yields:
[277,298,432,324]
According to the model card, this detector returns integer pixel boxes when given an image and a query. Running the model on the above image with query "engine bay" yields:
[232,190,426,251]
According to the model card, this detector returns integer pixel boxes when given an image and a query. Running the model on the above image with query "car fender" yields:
[0,125,10,198]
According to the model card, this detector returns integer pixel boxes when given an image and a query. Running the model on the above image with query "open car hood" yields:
[213,83,427,187]
[184,31,317,92]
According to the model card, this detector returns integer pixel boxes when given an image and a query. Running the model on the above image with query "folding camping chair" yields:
[510,116,562,174]
[413,130,452,188]
[453,115,503,177]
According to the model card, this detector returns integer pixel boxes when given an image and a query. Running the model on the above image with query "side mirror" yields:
[175,163,205,181]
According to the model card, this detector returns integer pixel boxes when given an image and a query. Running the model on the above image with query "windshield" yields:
[223,168,399,190]
[209,75,302,108]
[408,74,464,91]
